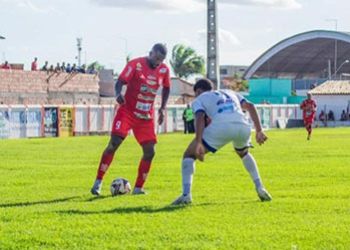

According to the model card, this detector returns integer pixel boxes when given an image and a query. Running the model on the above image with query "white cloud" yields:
[90,0,301,12]
[197,28,240,46]
[218,0,302,9]
[0,0,59,13]
[90,0,205,13]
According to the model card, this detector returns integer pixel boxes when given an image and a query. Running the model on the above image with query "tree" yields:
[170,44,205,79]
[223,73,249,92]
[87,61,105,72]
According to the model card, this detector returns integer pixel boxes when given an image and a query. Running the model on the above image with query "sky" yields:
[1,0,350,74]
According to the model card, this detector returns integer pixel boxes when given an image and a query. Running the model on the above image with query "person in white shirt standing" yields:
[172,78,272,205]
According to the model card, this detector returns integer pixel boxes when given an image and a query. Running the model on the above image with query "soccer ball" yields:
[110,178,131,196]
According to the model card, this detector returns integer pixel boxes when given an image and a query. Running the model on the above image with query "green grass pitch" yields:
[0,128,350,249]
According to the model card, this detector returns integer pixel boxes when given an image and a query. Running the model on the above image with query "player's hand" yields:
[195,142,205,162]
[158,108,165,125]
[256,131,268,145]
[116,95,125,105]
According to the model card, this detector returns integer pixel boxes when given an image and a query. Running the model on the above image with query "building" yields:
[243,30,350,104]
[220,65,248,78]
[309,80,350,121]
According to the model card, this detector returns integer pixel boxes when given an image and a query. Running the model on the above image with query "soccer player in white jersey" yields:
[172,78,272,205]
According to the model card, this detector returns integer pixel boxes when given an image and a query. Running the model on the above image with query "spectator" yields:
[87,65,97,74]
[182,104,195,134]
[31,57,38,71]
[340,110,347,121]
[319,111,326,126]
[78,64,86,73]
[66,63,72,73]
[48,65,55,72]
[71,63,77,72]
[41,61,49,71]
[55,63,61,72]
[328,110,335,121]
[1,61,11,70]
[61,62,66,72]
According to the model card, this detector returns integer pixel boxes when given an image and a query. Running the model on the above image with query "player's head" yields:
[307,92,312,99]
[148,43,167,69]
[193,78,213,97]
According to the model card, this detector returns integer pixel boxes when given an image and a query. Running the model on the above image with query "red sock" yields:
[307,125,312,134]
[135,159,152,188]
[96,151,115,180]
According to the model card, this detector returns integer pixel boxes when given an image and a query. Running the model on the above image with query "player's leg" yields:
[132,142,155,194]
[305,118,313,140]
[233,126,272,201]
[132,120,157,194]
[235,147,272,202]
[91,135,124,195]
[91,108,130,195]
[172,139,201,205]
[173,124,223,205]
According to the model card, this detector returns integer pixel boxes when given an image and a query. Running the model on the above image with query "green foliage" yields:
[87,61,105,71]
[170,44,205,79]
[1,129,350,249]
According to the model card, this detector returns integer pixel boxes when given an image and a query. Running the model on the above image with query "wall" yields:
[249,78,292,96]
[0,69,100,104]
[313,95,350,120]
[0,104,303,139]
[248,78,293,104]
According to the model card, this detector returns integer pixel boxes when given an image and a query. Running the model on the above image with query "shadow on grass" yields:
[0,196,80,208]
[57,204,191,215]
[84,195,110,202]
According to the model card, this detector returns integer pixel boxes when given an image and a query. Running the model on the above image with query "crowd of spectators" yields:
[318,109,350,125]
[33,57,97,74]
[1,58,98,74]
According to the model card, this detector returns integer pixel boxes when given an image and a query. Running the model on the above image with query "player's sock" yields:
[96,151,115,180]
[242,153,263,190]
[135,159,151,188]
[182,157,195,196]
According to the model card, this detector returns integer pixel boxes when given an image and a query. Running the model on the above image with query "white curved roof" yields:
[244,30,350,79]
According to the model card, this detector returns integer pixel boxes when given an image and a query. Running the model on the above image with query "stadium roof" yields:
[309,80,350,95]
[244,30,350,79]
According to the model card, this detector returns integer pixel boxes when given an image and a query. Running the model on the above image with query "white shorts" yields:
[202,121,251,152]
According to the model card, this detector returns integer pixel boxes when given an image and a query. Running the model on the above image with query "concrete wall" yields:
[249,78,292,97]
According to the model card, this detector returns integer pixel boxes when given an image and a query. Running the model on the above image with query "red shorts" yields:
[303,115,315,126]
[111,106,157,145]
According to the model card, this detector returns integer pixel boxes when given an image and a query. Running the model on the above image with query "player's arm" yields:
[241,100,268,145]
[158,67,171,125]
[116,60,135,105]
[158,87,170,125]
[115,79,126,105]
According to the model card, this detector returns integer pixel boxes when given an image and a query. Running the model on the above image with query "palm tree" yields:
[170,44,205,79]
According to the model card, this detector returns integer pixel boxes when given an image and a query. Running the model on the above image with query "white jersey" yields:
[192,89,249,125]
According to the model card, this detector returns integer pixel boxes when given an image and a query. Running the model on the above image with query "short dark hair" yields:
[152,43,167,56]
[193,78,213,92]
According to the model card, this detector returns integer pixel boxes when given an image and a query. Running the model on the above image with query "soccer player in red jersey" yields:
[300,93,317,140]
[91,43,170,195]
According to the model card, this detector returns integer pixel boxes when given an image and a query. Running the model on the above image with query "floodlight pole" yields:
[326,19,338,78]
[332,59,349,79]
[77,38,82,67]
[207,0,220,89]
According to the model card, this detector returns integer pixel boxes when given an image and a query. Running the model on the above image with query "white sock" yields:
[242,153,263,190]
[182,158,195,196]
